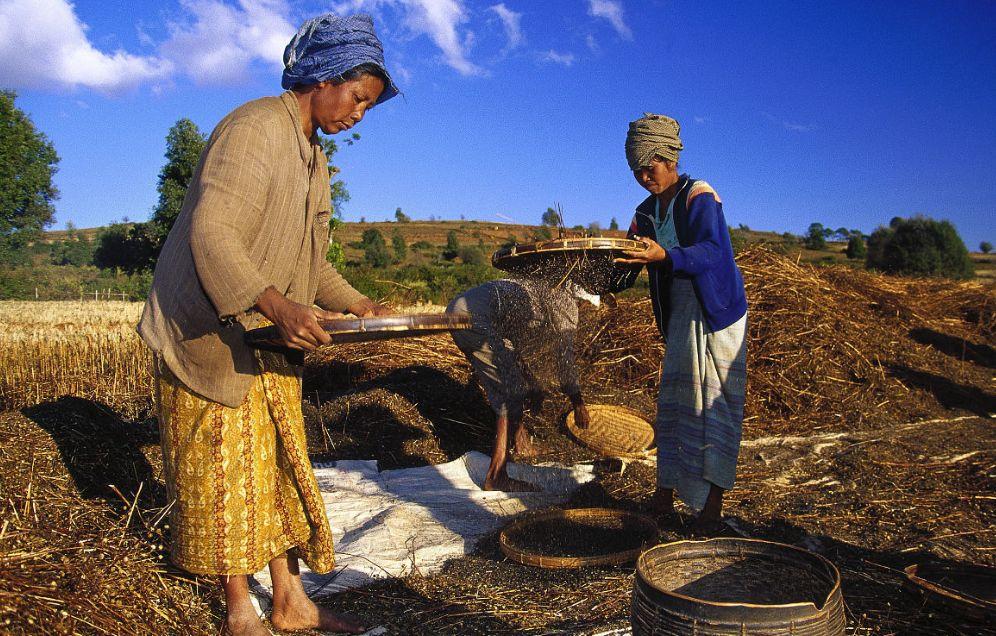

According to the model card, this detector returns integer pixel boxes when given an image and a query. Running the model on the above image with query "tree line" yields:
[0,89,987,288]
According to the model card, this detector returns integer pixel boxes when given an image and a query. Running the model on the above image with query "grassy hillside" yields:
[10,221,990,303]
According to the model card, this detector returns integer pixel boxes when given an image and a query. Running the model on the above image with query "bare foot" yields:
[688,517,728,538]
[270,596,366,634]
[222,612,271,636]
[483,474,540,492]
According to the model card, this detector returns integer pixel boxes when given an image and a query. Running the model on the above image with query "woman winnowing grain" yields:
[611,114,748,531]
[137,14,398,636]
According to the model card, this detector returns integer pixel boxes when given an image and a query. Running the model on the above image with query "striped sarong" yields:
[656,278,747,511]
[155,352,335,576]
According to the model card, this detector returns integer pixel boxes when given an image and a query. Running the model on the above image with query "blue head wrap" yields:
[281,13,399,104]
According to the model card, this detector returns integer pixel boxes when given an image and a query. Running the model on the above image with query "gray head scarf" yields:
[625,113,683,171]
[281,13,399,104]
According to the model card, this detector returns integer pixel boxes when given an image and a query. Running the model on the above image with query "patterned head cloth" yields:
[281,13,399,104]
[625,113,683,171]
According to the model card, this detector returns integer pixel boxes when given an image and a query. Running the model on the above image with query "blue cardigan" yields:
[612,175,747,340]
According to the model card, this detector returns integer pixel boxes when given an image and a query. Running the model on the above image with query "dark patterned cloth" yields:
[281,12,399,103]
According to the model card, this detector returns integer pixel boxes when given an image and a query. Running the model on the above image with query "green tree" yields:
[587,221,602,236]
[442,230,460,260]
[50,235,94,266]
[609,217,619,231]
[150,118,207,249]
[394,207,411,223]
[541,207,561,226]
[980,241,992,254]
[845,235,867,260]
[804,222,827,250]
[359,228,390,267]
[0,91,59,263]
[93,222,158,273]
[458,245,486,265]
[866,215,974,279]
[392,229,407,263]
[532,226,552,241]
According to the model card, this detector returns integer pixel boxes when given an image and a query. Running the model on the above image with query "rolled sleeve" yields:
[189,118,273,320]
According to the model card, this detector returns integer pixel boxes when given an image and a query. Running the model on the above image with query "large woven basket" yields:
[500,508,658,569]
[491,237,646,294]
[904,562,994,623]
[566,404,655,458]
[632,538,846,636]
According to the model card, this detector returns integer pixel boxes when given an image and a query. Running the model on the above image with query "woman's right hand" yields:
[254,286,332,351]
[614,235,667,265]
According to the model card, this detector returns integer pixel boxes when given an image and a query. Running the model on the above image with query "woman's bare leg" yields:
[484,415,537,492]
[220,575,269,636]
[696,484,725,525]
[268,553,366,633]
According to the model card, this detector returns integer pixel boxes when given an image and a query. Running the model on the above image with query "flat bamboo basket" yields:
[632,538,846,635]
[903,562,995,623]
[566,404,655,458]
[491,237,646,294]
[499,507,659,569]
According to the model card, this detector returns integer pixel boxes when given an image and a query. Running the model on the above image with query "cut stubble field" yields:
[0,247,994,634]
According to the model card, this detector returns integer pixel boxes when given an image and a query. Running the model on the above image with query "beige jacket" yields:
[138,91,365,407]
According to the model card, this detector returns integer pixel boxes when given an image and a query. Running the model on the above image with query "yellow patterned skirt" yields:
[155,352,334,576]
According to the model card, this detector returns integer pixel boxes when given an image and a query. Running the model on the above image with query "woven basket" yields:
[566,404,655,458]
[491,237,646,294]
[904,562,995,623]
[500,508,658,569]
[632,539,846,636]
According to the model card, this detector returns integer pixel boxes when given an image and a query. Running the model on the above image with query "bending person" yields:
[138,14,397,636]
[612,113,748,530]
[447,279,591,492]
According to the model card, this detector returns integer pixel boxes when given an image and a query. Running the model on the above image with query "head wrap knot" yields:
[625,113,683,171]
[281,13,399,104]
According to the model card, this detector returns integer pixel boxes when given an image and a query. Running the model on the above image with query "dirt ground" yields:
[1,250,994,635]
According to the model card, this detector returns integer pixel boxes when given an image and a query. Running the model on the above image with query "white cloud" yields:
[0,0,171,92]
[585,33,599,52]
[489,3,523,50]
[542,50,574,66]
[334,0,482,75]
[588,0,632,40]
[161,0,296,85]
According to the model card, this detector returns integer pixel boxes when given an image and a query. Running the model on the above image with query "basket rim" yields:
[492,237,647,259]
[565,404,655,458]
[636,538,843,613]
[903,562,996,616]
[499,507,659,569]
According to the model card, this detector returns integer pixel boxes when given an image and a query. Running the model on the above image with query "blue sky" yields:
[2,0,994,249]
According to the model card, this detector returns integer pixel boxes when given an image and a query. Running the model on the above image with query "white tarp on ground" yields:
[250,451,595,599]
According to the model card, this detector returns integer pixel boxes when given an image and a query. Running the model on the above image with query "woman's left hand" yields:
[347,297,393,317]
[614,235,667,265]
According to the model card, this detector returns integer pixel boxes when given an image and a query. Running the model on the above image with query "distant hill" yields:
[38,221,994,280]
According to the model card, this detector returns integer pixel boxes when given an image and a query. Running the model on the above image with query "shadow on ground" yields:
[909,327,996,368]
[21,396,166,510]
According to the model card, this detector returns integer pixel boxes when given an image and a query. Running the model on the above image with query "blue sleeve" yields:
[667,193,727,275]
